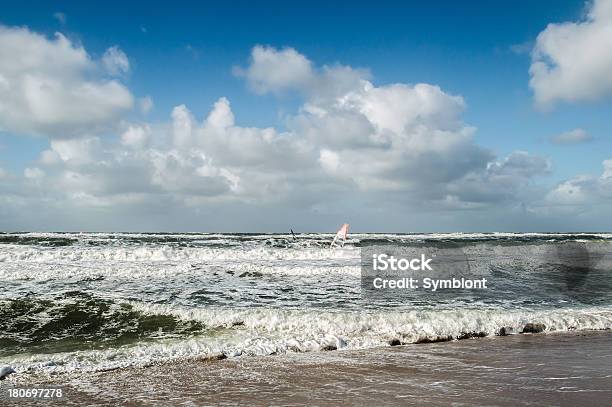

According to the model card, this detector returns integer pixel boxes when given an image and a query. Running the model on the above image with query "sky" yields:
[1,0,612,232]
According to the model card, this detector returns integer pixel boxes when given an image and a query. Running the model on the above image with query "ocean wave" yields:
[0,295,207,357]
[4,299,611,376]
[3,237,612,264]
[1,231,611,247]
[0,245,358,264]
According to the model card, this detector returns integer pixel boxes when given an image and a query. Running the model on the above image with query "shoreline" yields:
[8,330,612,406]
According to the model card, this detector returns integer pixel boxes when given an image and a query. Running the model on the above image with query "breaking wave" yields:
[3,295,611,375]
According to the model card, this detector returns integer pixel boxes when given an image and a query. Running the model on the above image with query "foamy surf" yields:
[1,232,611,379]
[5,302,612,376]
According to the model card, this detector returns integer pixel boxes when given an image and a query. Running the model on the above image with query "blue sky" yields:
[1,1,612,231]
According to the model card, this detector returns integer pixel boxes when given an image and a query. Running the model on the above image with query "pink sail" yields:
[331,223,350,247]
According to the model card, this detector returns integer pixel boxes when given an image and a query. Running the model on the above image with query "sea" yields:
[1,232,612,379]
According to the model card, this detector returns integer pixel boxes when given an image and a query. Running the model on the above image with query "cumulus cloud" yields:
[319,149,340,174]
[545,159,612,208]
[24,167,45,179]
[530,0,612,109]
[447,151,551,206]
[9,46,551,215]
[546,176,594,206]
[0,41,570,230]
[550,128,592,145]
[234,45,314,94]
[234,45,369,100]
[121,124,151,149]
[102,45,130,76]
[0,26,133,137]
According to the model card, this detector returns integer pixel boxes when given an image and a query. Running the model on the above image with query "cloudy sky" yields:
[1,0,612,232]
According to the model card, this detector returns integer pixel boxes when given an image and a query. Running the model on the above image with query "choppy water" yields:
[1,232,611,376]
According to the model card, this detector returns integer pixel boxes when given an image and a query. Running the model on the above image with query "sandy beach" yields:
[6,330,609,406]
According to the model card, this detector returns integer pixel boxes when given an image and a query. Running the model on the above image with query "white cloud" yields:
[171,104,196,149]
[14,47,545,213]
[340,82,465,134]
[235,45,370,100]
[0,43,583,230]
[443,151,551,207]
[121,125,151,149]
[39,149,61,166]
[545,159,612,207]
[148,150,233,197]
[550,128,592,145]
[285,67,494,198]
[47,137,101,165]
[319,149,340,173]
[206,97,234,129]
[546,176,593,205]
[530,0,612,109]
[0,26,133,137]
[24,167,45,179]
[102,45,130,76]
[236,45,314,94]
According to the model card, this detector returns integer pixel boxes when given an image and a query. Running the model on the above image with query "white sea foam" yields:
[0,245,358,263]
[5,305,612,376]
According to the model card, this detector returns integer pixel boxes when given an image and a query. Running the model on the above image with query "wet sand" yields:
[9,331,612,406]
